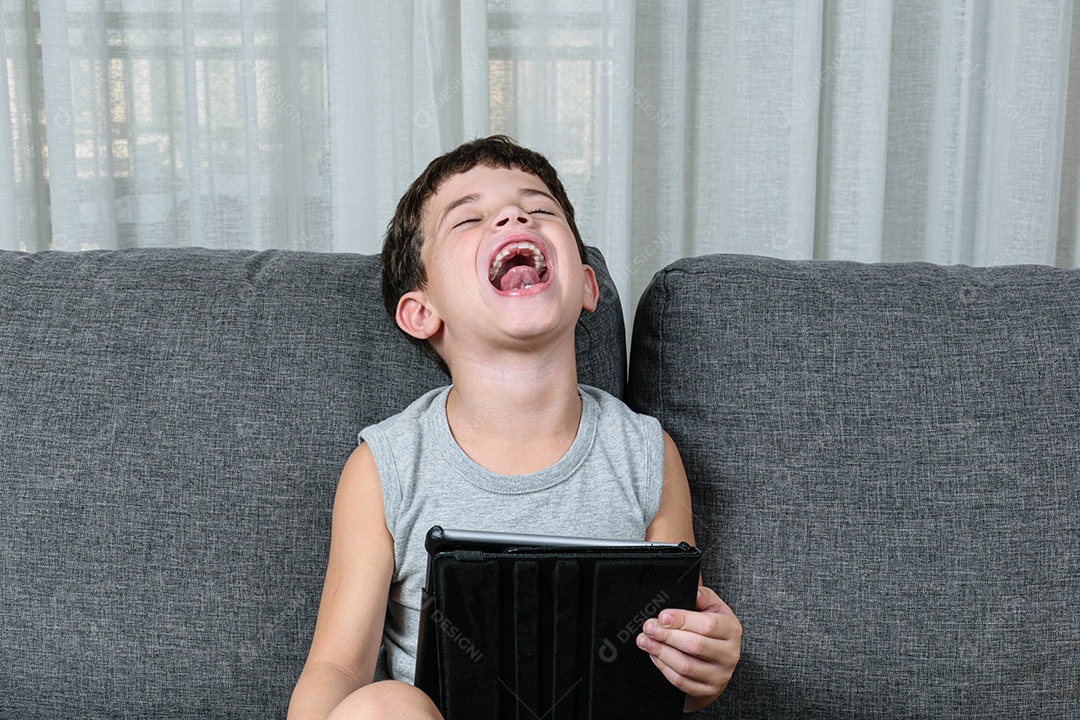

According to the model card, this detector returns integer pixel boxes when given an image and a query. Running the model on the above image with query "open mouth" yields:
[488,240,549,292]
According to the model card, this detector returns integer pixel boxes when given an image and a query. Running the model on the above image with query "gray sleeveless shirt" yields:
[359,384,665,683]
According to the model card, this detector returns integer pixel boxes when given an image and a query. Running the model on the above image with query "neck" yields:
[444,343,583,475]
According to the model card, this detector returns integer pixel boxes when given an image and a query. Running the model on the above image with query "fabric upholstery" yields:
[628,253,1080,720]
[0,246,624,717]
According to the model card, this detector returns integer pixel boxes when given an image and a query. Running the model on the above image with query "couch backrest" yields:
[628,254,1079,720]
[0,247,625,717]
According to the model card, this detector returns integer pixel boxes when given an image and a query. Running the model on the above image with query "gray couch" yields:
[1,248,1076,718]
[629,255,1079,719]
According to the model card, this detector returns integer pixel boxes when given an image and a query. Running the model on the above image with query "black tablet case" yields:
[415,527,702,719]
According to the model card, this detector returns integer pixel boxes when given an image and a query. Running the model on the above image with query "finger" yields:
[638,630,710,680]
[639,633,730,700]
[647,606,741,643]
[695,586,733,614]
[635,626,721,664]
[639,629,738,699]
[647,651,718,697]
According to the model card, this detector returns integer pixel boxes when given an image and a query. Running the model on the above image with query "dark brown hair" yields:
[382,135,587,374]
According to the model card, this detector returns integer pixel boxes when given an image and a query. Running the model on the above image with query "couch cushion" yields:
[0,246,623,716]
[628,253,1079,720]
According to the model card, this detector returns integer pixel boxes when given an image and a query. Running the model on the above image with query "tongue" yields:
[499,265,541,291]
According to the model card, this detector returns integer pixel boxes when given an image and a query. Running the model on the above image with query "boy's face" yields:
[394,165,598,366]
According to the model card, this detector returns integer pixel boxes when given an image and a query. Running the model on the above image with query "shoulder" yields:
[579,384,661,427]
[322,442,396,585]
[364,385,450,432]
[336,443,388,522]
[359,385,451,448]
[578,383,629,408]
[579,385,663,455]
[577,384,668,522]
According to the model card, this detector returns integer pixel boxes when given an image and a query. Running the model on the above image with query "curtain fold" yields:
[326,0,489,253]
[1,4,47,247]
[3,1,1078,316]
[39,2,110,250]
[816,0,894,262]
[9,1,333,252]
[979,0,1074,266]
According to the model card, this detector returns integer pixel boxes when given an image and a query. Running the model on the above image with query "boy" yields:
[288,136,741,719]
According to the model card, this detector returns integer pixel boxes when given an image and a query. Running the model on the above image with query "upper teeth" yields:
[489,241,547,281]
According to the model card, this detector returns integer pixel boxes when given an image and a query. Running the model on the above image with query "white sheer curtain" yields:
[326,0,490,253]
[3,1,1078,316]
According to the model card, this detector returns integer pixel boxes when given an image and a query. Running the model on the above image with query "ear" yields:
[581,264,600,313]
[395,289,443,340]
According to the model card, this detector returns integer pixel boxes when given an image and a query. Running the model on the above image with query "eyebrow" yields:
[437,193,481,229]
[520,187,558,205]
[437,187,559,228]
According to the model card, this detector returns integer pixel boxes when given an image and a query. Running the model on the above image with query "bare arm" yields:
[288,444,396,720]
[643,431,742,714]
[645,431,696,547]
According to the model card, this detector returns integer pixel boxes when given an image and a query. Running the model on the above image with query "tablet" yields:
[415,525,702,719]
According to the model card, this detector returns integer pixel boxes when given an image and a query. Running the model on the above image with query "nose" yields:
[491,204,531,229]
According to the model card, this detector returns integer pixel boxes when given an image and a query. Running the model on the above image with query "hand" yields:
[636,585,742,712]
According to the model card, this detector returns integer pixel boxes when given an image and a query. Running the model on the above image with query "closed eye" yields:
[452,217,480,228]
